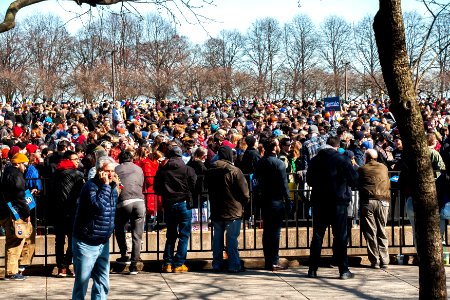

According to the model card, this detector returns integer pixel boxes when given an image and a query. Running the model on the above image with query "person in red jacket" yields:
[134,147,164,219]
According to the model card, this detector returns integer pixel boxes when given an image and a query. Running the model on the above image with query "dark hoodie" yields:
[306,146,358,206]
[50,159,85,219]
[205,146,250,221]
[154,156,197,205]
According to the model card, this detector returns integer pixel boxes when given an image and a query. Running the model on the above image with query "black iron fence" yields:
[3,171,448,265]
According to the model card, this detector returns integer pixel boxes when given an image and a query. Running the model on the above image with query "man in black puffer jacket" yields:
[154,146,197,273]
[50,150,84,277]
[306,136,358,280]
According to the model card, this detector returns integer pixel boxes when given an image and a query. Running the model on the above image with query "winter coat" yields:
[154,157,197,206]
[254,153,290,205]
[357,160,391,202]
[135,158,160,215]
[187,158,208,203]
[50,159,85,219]
[436,172,450,210]
[239,147,261,175]
[205,160,250,221]
[72,177,118,246]
[0,166,28,219]
[25,164,42,191]
[306,147,358,206]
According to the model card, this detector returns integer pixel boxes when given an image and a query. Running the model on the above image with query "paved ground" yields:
[1,265,449,299]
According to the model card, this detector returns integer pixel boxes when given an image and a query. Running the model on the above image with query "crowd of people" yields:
[1,96,450,298]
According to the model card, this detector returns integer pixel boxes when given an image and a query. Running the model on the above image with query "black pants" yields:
[309,205,349,274]
[262,201,285,267]
[55,214,74,268]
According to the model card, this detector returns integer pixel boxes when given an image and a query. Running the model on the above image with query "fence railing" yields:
[2,171,447,265]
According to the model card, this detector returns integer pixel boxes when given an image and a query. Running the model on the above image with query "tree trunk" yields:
[373,1,446,299]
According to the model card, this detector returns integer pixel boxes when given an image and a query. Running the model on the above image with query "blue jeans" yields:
[163,201,192,267]
[212,219,242,271]
[262,201,285,267]
[72,237,110,300]
[405,197,417,252]
[309,205,349,275]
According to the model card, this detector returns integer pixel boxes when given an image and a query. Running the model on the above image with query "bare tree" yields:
[202,30,244,100]
[283,14,318,101]
[140,13,189,102]
[319,15,353,98]
[353,15,385,98]
[21,13,73,101]
[245,17,282,99]
[0,24,29,102]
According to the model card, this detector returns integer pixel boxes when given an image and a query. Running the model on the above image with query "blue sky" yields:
[0,0,427,44]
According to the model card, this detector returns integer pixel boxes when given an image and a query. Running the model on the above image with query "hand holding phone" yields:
[99,171,110,185]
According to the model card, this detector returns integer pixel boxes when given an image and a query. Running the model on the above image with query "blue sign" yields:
[324,97,341,111]
[7,190,36,220]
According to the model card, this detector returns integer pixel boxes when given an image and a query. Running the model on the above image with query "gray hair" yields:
[96,156,117,171]
[193,147,207,159]
[365,149,378,160]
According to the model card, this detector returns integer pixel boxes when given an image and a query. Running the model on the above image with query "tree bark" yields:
[373,1,446,299]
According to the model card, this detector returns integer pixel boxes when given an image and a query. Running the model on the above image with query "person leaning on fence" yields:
[71,156,118,300]
[50,150,85,278]
[0,153,31,280]
[154,146,197,273]
[358,149,391,269]
[306,136,358,280]
[205,145,250,273]
[114,150,146,275]
[254,137,291,271]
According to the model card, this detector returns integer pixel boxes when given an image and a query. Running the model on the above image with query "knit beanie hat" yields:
[12,126,23,138]
[11,153,29,164]
[26,144,39,154]
[9,145,20,158]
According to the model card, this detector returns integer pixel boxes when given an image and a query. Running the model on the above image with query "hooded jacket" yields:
[254,153,290,205]
[154,157,197,205]
[205,160,250,221]
[306,146,358,206]
[239,147,261,175]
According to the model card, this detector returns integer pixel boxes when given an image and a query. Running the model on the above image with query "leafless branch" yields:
[0,0,47,33]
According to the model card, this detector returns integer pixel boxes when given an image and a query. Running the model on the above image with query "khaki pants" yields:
[0,217,26,276]
[19,226,36,266]
[361,200,390,266]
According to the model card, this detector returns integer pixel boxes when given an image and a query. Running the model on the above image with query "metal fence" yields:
[4,172,448,265]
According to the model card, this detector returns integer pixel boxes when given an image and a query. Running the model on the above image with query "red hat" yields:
[12,126,23,138]
[1,148,9,159]
[9,145,20,158]
[26,144,38,154]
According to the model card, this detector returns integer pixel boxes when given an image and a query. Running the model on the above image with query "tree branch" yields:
[0,0,47,33]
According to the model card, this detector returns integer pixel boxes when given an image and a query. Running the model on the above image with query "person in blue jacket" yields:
[71,156,118,300]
